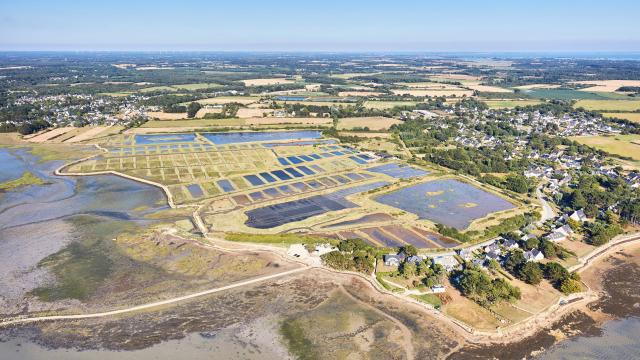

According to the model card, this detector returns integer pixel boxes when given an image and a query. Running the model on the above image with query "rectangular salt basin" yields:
[284,167,304,178]
[286,156,303,164]
[375,179,516,230]
[217,179,235,193]
[271,170,292,181]
[202,130,321,145]
[367,163,430,179]
[244,175,265,186]
[259,172,277,183]
[135,134,197,144]
[186,184,204,198]
[297,166,315,175]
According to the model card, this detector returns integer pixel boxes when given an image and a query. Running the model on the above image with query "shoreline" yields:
[2,136,640,355]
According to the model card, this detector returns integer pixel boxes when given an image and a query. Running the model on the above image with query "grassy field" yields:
[483,99,543,109]
[603,112,640,123]
[225,232,337,246]
[574,99,640,111]
[410,293,443,309]
[570,135,640,162]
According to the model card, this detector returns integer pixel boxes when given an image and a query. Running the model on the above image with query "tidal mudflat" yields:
[0,148,172,313]
[375,179,515,230]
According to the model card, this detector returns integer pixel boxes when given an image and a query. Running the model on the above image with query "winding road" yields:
[536,184,556,223]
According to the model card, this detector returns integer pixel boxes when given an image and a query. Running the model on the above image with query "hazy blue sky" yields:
[1,0,639,51]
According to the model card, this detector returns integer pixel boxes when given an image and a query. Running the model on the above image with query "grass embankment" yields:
[0,171,44,192]
[225,232,338,246]
[410,293,443,309]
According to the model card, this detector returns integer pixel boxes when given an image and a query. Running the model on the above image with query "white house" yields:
[383,254,402,267]
[569,209,589,222]
[524,249,545,262]
[431,285,446,293]
[432,255,458,271]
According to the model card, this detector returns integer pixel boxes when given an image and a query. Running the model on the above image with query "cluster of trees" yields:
[616,86,640,95]
[6,119,51,135]
[518,236,571,260]
[560,174,638,242]
[455,267,521,307]
[435,224,471,242]
[186,102,202,118]
[203,103,240,119]
[502,250,581,294]
[394,245,447,288]
[481,173,534,194]
[320,238,379,274]
[424,145,529,177]
[482,213,539,240]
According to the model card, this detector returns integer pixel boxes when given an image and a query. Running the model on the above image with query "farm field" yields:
[337,116,402,131]
[574,99,640,111]
[569,135,640,166]
[193,96,261,105]
[603,112,640,123]
[572,80,640,93]
[391,89,473,97]
[363,100,420,110]
[483,99,543,109]
[141,119,246,128]
[242,78,295,86]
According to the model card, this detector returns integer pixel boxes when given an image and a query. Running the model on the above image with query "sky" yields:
[1,0,640,52]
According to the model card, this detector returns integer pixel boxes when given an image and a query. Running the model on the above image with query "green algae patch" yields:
[0,171,44,192]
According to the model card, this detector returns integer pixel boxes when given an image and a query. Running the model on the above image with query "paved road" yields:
[536,185,556,223]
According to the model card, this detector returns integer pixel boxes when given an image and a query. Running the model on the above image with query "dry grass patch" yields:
[442,289,500,330]
[194,96,260,105]
[572,80,640,93]
[242,78,295,86]
[338,131,392,138]
[237,108,273,118]
[147,111,187,120]
[245,117,332,126]
[139,118,246,129]
[195,108,222,118]
[603,112,640,123]
[574,99,640,111]
[337,117,402,131]
[465,84,512,93]
[570,135,640,163]
[484,99,544,109]
[337,91,385,97]
[64,126,120,143]
[514,84,561,90]
[363,100,419,110]
[394,82,462,90]
[391,89,473,97]
[26,127,76,143]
